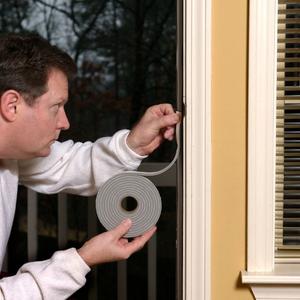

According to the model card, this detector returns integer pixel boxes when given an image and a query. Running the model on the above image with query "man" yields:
[0,32,180,299]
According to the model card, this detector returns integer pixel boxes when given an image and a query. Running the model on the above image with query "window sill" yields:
[242,264,300,284]
[242,265,300,299]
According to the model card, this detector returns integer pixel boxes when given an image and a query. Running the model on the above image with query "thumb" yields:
[111,219,132,238]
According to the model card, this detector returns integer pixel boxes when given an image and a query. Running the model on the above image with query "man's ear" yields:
[0,90,22,122]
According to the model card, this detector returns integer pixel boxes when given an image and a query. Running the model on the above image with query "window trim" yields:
[242,0,300,298]
[183,0,211,299]
[246,0,278,273]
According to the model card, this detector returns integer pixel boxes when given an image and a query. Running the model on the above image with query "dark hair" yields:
[0,32,77,105]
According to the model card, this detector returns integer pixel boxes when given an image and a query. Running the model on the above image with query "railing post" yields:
[27,189,38,261]
[2,251,8,273]
[148,233,157,300]
[58,193,68,249]
[117,261,127,300]
[88,196,99,300]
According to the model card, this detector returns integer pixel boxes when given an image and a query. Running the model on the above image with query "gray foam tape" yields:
[96,122,180,237]
[96,173,162,238]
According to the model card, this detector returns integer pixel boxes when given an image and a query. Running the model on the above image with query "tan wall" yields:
[212,0,253,299]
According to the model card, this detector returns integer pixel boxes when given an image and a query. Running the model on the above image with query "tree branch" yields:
[33,0,80,27]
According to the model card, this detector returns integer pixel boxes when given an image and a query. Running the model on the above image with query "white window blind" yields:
[276,0,300,263]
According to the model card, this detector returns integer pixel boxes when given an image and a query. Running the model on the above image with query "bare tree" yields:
[0,0,31,32]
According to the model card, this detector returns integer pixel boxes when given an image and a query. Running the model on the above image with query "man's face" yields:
[15,69,70,158]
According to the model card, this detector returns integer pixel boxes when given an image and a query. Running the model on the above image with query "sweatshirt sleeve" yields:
[5,130,146,299]
[18,129,146,195]
[0,248,90,300]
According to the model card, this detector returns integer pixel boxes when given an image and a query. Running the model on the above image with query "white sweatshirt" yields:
[0,129,144,300]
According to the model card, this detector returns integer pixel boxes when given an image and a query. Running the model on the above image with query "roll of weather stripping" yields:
[96,123,180,238]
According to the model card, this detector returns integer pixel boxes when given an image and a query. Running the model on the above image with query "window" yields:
[4,1,179,299]
[242,0,300,298]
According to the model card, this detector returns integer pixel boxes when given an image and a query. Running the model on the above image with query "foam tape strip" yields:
[96,173,161,238]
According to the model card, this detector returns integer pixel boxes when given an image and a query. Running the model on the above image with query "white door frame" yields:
[183,0,211,299]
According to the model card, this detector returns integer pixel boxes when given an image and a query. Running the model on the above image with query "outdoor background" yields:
[0,0,178,299]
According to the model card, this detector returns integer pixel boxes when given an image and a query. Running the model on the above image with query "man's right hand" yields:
[77,219,156,267]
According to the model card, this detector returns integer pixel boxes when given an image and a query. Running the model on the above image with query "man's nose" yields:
[58,108,70,130]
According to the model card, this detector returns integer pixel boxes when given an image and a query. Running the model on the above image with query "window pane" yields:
[276,2,300,260]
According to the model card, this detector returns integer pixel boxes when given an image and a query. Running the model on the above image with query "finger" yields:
[159,103,175,115]
[125,227,157,254]
[150,103,175,117]
[163,126,175,140]
[119,238,129,246]
[111,219,132,238]
[157,113,180,130]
